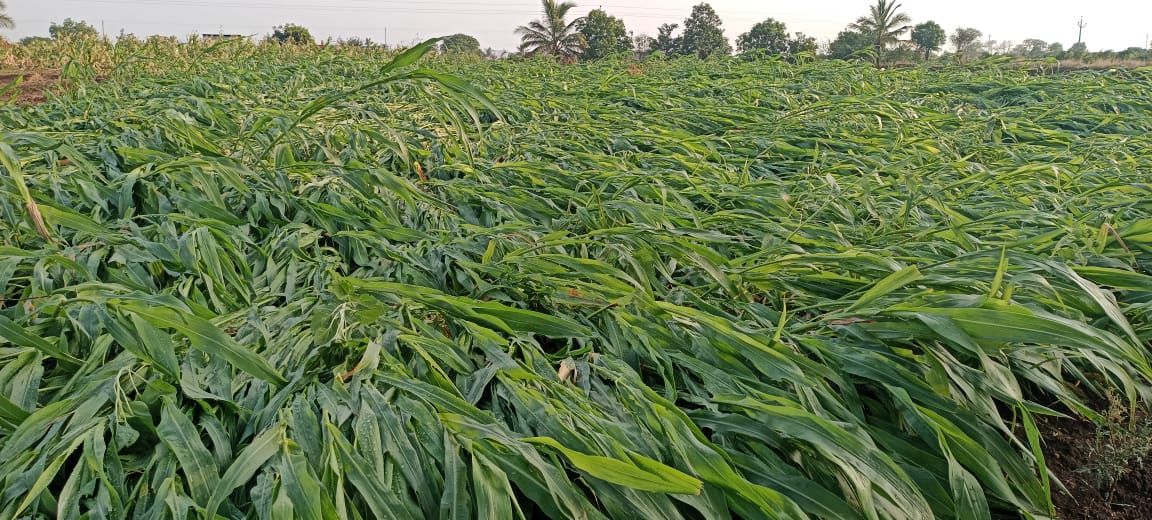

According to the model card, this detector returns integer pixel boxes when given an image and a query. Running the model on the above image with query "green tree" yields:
[515,0,586,59]
[1068,41,1088,58]
[1118,46,1150,60]
[827,29,871,60]
[950,27,982,61]
[736,18,789,55]
[849,0,912,66]
[910,21,946,59]
[577,9,631,60]
[441,33,481,55]
[49,19,99,40]
[1047,42,1065,58]
[679,3,732,58]
[0,1,14,30]
[654,23,681,55]
[1014,38,1048,57]
[791,32,818,55]
[336,37,375,48]
[271,23,313,44]
[19,36,51,45]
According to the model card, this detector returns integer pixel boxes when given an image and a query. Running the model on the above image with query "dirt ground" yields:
[1036,410,1152,519]
[0,70,61,105]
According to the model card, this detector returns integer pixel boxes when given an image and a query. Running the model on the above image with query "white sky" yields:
[4,1,1150,52]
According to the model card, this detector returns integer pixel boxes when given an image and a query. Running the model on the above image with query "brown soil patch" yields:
[0,70,61,105]
[1037,411,1152,519]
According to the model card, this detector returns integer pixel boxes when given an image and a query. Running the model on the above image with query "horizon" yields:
[3,1,1150,53]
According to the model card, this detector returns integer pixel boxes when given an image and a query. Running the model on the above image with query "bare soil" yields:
[0,70,61,105]
[1037,412,1152,519]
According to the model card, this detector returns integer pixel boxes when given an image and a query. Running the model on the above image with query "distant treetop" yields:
[271,23,313,45]
[441,33,482,55]
[0,0,14,30]
[50,19,100,40]
[577,9,632,60]
[515,0,586,60]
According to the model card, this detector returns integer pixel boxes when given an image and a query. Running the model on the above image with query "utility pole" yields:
[1076,16,1087,44]
[101,20,106,40]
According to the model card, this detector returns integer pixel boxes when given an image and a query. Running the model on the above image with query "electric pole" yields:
[1076,16,1087,45]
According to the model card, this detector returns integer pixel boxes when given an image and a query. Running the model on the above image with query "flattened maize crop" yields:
[2,39,1152,519]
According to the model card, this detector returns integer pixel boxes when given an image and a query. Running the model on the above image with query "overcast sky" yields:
[4,1,1150,52]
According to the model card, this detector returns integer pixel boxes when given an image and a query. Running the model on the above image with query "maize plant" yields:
[1,38,1152,519]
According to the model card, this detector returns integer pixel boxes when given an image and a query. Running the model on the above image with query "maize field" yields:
[2,38,1152,519]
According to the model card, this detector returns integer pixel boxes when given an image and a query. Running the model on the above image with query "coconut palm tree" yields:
[849,0,911,67]
[0,1,15,30]
[515,0,585,60]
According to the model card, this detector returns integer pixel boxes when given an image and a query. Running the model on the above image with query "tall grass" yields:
[1,39,1151,519]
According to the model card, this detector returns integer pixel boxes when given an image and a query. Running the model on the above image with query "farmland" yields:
[2,39,1152,519]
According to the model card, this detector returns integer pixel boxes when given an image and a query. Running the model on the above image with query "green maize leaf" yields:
[0,399,77,463]
[524,436,704,495]
[11,420,103,519]
[0,394,30,429]
[440,432,473,520]
[714,396,933,519]
[846,265,924,312]
[158,397,220,508]
[471,451,521,520]
[0,315,83,368]
[889,304,1151,374]
[205,424,284,519]
[277,441,331,520]
[326,422,422,520]
[116,301,287,386]
[340,278,592,338]
[3,39,1152,520]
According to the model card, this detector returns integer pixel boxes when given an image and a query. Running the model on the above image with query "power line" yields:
[57,0,839,27]
[64,0,818,19]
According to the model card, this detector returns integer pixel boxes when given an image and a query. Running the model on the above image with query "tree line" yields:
[510,0,1150,65]
[5,0,1151,65]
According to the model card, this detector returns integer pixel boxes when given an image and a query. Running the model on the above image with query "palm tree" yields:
[0,1,15,30]
[515,0,585,60]
[849,0,911,67]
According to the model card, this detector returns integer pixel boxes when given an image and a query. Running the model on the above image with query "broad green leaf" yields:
[158,397,220,507]
[0,394,30,429]
[440,432,473,520]
[341,278,592,337]
[471,451,519,520]
[0,399,77,462]
[205,424,284,519]
[278,441,328,520]
[846,265,923,312]
[325,422,420,520]
[117,301,287,386]
[11,421,103,518]
[0,315,83,367]
[525,436,703,495]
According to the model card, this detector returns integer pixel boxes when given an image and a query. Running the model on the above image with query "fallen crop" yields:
[2,40,1152,518]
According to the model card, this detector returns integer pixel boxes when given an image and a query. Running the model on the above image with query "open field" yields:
[0,71,59,105]
[2,41,1152,519]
